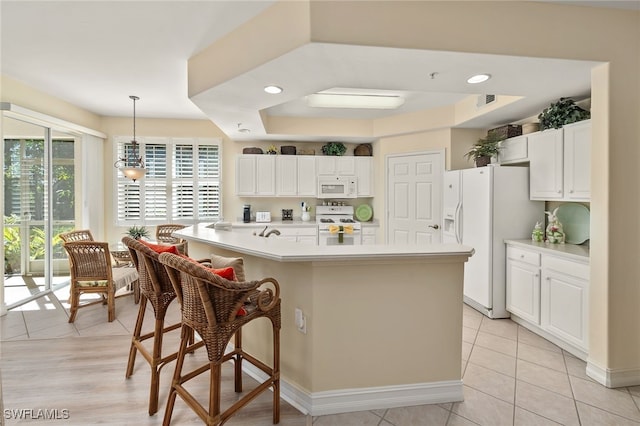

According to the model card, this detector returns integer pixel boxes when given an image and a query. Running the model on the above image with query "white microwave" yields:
[317,176,357,199]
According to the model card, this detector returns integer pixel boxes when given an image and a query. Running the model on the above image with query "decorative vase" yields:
[301,211,310,222]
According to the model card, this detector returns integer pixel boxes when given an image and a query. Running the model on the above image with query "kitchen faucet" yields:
[256,226,281,237]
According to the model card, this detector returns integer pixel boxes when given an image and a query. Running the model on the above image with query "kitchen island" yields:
[174,224,474,416]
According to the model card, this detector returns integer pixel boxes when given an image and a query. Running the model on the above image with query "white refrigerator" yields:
[443,166,544,318]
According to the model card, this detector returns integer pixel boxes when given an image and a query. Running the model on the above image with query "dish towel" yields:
[328,225,353,243]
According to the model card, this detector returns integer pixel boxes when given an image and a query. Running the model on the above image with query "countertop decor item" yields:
[266,145,277,155]
[488,124,522,140]
[464,132,504,167]
[555,203,590,244]
[321,142,346,156]
[355,204,373,222]
[544,207,565,244]
[538,97,590,131]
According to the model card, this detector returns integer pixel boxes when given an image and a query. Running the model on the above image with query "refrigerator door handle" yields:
[455,203,462,244]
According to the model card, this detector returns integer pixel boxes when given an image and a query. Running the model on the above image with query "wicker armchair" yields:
[157,252,281,426]
[156,224,188,255]
[59,229,94,243]
[63,241,117,322]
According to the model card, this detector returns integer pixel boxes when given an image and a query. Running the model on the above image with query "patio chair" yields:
[59,229,94,243]
[62,240,137,323]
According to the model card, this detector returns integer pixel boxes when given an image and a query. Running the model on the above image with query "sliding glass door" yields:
[3,115,76,309]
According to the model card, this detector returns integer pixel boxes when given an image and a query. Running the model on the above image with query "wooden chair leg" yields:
[126,295,147,378]
[163,325,190,426]
[273,324,281,424]
[148,316,165,415]
[107,289,115,322]
[68,288,78,323]
[234,329,243,392]
[209,362,222,425]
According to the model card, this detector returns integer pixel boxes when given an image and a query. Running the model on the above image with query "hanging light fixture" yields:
[114,95,146,181]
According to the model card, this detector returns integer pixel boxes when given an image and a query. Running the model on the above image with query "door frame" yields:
[385,149,445,244]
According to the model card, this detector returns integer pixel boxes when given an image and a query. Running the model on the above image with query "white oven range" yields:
[316,205,362,246]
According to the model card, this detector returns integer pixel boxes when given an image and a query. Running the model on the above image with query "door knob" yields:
[429,224,440,230]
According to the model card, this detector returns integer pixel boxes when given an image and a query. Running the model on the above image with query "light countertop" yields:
[175,224,473,263]
[505,239,590,261]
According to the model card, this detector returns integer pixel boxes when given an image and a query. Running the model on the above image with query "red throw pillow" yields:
[175,253,237,281]
[139,239,179,254]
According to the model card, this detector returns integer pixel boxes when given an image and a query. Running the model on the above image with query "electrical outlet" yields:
[294,308,306,334]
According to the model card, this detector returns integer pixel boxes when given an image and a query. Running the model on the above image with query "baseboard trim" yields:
[242,363,463,416]
[586,360,640,388]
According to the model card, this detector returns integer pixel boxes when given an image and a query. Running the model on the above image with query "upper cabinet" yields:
[355,157,374,197]
[235,155,276,196]
[528,120,591,201]
[317,156,356,176]
[275,155,317,197]
[498,135,528,164]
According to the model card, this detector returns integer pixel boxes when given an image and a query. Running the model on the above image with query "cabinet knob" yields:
[535,274,539,278]
[557,190,562,193]
[569,190,574,193]
[520,254,525,258]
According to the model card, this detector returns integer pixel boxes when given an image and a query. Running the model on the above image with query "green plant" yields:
[126,225,150,240]
[464,132,504,162]
[321,142,347,156]
[538,97,590,130]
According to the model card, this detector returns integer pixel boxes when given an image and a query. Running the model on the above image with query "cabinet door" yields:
[499,135,528,164]
[506,259,541,324]
[236,156,257,195]
[541,269,589,351]
[276,156,298,196]
[355,157,374,197]
[255,156,276,195]
[297,235,318,245]
[528,129,564,200]
[297,156,317,196]
[317,156,355,176]
[563,120,591,201]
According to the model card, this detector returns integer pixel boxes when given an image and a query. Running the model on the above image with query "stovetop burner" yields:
[340,218,355,223]
[320,218,335,223]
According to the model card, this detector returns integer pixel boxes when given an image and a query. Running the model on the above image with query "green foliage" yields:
[321,142,347,156]
[126,225,150,240]
[464,132,504,161]
[538,97,590,131]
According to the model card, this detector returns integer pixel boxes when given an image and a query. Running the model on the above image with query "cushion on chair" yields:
[210,254,245,282]
[77,280,109,287]
[175,253,236,281]
[139,240,179,254]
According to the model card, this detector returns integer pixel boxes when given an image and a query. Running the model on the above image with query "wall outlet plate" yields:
[256,211,271,223]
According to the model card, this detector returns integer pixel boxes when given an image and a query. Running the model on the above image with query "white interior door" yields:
[387,151,443,244]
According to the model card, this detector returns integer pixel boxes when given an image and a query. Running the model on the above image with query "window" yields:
[115,137,221,225]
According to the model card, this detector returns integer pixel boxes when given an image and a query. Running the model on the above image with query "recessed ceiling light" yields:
[264,85,283,94]
[467,74,491,84]
[306,93,405,109]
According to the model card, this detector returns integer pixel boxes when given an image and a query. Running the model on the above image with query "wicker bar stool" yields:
[60,229,94,243]
[158,252,281,426]
[156,224,188,255]
[122,236,186,416]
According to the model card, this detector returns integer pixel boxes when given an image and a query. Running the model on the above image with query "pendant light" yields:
[114,95,146,181]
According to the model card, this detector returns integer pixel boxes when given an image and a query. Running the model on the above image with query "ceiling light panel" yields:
[467,74,491,84]
[306,93,405,109]
[264,85,283,94]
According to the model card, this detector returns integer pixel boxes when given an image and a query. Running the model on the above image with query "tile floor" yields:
[2,287,639,425]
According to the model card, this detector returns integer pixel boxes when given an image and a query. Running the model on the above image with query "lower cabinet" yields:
[273,226,318,245]
[506,242,589,359]
[361,226,377,245]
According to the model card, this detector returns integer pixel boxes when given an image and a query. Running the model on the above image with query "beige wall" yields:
[2,0,639,385]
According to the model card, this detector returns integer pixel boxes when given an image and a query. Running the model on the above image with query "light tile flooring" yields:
[2,287,639,425]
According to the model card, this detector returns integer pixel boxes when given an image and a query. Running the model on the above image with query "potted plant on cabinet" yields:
[538,97,590,131]
[464,133,503,167]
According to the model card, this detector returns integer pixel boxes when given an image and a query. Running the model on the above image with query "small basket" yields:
[280,146,296,155]
[243,147,263,154]
[488,124,522,139]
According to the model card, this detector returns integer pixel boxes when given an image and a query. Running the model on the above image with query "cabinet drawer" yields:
[543,256,589,280]
[507,246,540,266]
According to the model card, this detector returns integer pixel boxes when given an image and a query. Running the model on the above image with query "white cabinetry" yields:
[275,156,317,197]
[273,227,317,245]
[505,241,589,359]
[498,135,528,164]
[506,246,541,324]
[235,155,276,196]
[317,156,355,176]
[541,255,589,352]
[355,157,374,197]
[361,226,377,245]
[528,120,591,201]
